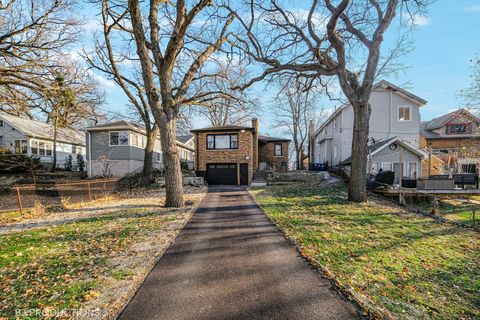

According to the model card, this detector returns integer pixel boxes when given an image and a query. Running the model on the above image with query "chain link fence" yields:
[0,179,119,213]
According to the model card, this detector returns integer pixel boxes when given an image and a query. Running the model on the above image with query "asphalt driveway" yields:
[119,186,361,320]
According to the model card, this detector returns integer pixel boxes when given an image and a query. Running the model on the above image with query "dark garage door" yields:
[207,163,237,185]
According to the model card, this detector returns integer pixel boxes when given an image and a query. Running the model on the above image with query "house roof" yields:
[312,80,426,139]
[258,135,291,143]
[0,111,85,146]
[373,80,427,106]
[86,120,195,151]
[341,136,428,165]
[423,108,480,131]
[85,120,145,133]
[190,125,255,133]
[176,134,194,144]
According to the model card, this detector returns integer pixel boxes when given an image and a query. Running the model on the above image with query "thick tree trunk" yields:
[143,123,159,176]
[158,115,184,208]
[348,102,371,202]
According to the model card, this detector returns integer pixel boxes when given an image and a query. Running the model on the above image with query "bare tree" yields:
[194,61,259,126]
[459,56,480,111]
[91,0,236,207]
[32,60,105,171]
[272,77,324,170]
[0,0,78,92]
[84,1,160,177]
[225,0,430,202]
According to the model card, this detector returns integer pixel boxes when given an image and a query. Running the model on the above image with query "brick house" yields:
[191,119,290,185]
[420,108,480,173]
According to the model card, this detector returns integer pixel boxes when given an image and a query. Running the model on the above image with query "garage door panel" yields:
[207,163,237,185]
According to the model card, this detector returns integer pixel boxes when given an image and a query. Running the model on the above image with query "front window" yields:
[72,145,77,154]
[398,106,411,121]
[206,134,239,150]
[274,143,282,156]
[14,140,27,154]
[446,123,471,134]
[110,131,129,146]
[31,140,52,156]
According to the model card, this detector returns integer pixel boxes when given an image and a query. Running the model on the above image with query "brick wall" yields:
[259,141,289,171]
[194,130,254,184]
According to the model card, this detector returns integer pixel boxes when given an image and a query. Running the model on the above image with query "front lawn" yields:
[251,183,480,320]
[0,188,205,319]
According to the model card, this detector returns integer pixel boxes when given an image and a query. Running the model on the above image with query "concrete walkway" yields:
[119,186,361,320]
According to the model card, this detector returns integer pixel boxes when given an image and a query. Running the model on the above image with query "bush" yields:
[0,154,41,174]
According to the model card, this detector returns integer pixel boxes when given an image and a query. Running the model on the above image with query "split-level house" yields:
[420,108,480,173]
[85,121,195,178]
[0,111,86,169]
[309,80,428,181]
[190,119,290,185]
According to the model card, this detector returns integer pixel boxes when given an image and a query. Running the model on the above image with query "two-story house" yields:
[85,120,195,178]
[0,111,86,169]
[420,108,480,173]
[310,80,428,180]
[191,119,290,185]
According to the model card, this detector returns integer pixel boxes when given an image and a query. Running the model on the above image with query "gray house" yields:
[85,121,195,178]
[0,111,86,169]
[310,80,427,167]
[341,136,428,183]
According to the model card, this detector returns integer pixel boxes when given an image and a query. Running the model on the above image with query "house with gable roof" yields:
[309,80,428,181]
[0,111,86,169]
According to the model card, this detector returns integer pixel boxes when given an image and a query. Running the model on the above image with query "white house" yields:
[0,111,86,169]
[309,80,428,179]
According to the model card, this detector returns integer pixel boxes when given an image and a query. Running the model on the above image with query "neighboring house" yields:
[309,80,427,167]
[341,137,428,183]
[420,108,480,173]
[85,121,195,178]
[190,119,291,185]
[0,111,86,169]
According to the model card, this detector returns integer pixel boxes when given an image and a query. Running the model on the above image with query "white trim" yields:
[370,137,428,159]
[397,105,412,122]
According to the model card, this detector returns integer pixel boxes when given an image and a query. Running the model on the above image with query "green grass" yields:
[0,208,183,319]
[415,199,479,226]
[252,184,480,320]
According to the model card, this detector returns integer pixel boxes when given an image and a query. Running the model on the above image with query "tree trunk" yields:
[50,120,57,173]
[348,102,371,202]
[296,146,302,170]
[158,115,184,208]
[143,123,159,176]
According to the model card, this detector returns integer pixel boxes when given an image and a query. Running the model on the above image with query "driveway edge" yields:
[248,187,394,320]
[107,191,208,320]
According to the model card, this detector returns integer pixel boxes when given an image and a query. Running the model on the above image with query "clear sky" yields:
[80,0,480,132]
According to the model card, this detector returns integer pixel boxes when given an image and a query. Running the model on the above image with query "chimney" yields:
[251,118,259,134]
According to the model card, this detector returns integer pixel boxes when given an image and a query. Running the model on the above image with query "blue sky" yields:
[81,1,480,132]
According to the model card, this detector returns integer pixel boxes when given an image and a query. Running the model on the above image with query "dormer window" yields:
[446,123,471,135]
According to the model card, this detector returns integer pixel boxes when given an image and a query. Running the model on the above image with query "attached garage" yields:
[206,163,248,185]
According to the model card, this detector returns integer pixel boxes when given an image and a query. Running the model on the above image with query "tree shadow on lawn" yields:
[0,205,190,236]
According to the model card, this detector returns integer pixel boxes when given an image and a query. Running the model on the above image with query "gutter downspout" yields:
[87,131,92,178]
